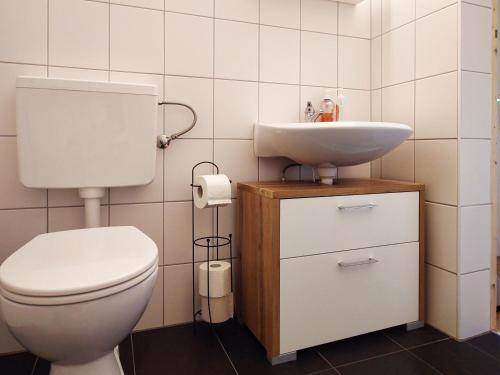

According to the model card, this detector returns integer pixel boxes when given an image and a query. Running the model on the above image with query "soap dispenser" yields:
[319,90,335,122]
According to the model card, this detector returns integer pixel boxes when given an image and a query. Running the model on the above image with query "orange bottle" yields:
[319,90,335,122]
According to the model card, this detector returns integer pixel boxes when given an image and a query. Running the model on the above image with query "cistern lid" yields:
[0,226,157,298]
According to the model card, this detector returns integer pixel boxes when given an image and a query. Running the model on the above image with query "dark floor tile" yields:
[467,332,500,361]
[384,324,448,348]
[215,320,330,375]
[119,334,135,375]
[316,331,402,367]
[0,351,36,375]
[32,358,50,375]
[337,351,439,375]
[411,339,500,375]
[133,323,235,375]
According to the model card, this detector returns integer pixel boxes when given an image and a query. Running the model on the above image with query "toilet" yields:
[0,77,159,375]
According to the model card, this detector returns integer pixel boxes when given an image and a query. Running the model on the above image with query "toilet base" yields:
[50,347,124,375]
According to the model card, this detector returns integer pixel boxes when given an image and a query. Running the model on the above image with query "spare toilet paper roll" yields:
[201,293,234,324]
[193,174,232,209]
[199,261,231,298]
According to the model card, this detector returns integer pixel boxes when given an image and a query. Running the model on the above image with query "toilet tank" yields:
[16,77,158,189]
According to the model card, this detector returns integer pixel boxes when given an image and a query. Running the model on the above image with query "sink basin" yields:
[254,121,413,184]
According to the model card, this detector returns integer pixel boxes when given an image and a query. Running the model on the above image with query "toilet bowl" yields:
[0,226,158,375]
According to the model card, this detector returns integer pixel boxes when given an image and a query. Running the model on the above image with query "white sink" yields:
[254,121,413,184]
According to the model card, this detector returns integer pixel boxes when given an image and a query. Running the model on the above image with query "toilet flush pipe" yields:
[79,187,106,228]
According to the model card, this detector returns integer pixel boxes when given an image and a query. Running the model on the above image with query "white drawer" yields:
[279,242,419,354]
[280,192,419,259]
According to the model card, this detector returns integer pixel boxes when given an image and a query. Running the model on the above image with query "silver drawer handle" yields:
[337,203,377,211]
[338,258,379,268]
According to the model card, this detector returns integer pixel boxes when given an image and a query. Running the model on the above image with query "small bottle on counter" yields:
[319,90,335,122]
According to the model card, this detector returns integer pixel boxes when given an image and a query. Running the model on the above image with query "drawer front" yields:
[280,192,419,259]
[280,242,419,354]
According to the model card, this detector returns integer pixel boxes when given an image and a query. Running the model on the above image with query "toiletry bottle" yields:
[319,90,335,122]
[336,88,345,122]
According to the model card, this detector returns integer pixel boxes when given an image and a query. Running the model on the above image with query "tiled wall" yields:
[371,0,493,339]
[0,0,372,353]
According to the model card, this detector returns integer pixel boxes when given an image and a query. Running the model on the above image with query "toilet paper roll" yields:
[193,175,232,209]
[199,261,231,298]
[201,293,234,324]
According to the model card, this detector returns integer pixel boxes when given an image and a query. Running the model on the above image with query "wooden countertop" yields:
[238,178,424,199]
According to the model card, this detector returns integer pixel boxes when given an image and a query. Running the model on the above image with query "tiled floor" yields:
[2,320,500,375]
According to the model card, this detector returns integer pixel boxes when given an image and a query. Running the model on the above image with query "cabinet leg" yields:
[406,320,425,331]
[267,351,297,365]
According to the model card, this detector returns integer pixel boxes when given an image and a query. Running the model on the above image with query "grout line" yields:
[213,330,239,374]
[334,349,406,369]
[130,333,137,375]
[315,349,336,371]
[464,340,500,363]
[30,357,39,375]
[385,335,444,374]
[406,337,451,350]
[307,368,341,375]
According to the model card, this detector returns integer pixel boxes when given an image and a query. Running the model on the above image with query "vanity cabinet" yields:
[237,179,425,362]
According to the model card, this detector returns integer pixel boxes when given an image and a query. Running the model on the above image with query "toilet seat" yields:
[0,226,158,306]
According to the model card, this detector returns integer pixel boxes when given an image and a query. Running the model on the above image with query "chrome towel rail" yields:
[157,101,197,149]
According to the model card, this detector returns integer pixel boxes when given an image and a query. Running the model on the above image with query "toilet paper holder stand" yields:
[190,161,234,332]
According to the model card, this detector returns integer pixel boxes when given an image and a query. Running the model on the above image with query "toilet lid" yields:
[0,226,158,298]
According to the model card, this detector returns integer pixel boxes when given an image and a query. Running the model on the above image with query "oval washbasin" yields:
[254,121,413,167]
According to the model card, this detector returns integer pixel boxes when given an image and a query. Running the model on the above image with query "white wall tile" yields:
[0,0,47,64]
[415,140,458,205]
[214,80,258,139]
[415,71,458,139]
[371,37,382,89]
[461,3,492,74]
[214,140,258,198]
[338,163,371,178]
[260,0,300,29]
[461,72,492,139]
[164,140,213,202]
[460,205,491,274]
[341,89,371,121]
[216,200,237,259]
[464,0,491,6]
[382,23,415,86]
[460,139,491,206]
[48,206,108,232]
[371,89,382,121]
[416,4,458,79]
[260,26,300,84]
[382,0,415,33]
[370,159,382,178]
[259,83,300,123]
[110,203,164,265]
[136,267,164,330]
[301,0,338,34]
[426,264,457,337]
[259,157,300,182]
[0,63,46,136]
[164,263,201,325]
[0,208,47,264]
[382,82,415,134]
[163,201,213,264]
[426,202,457,272]
[458,270,490,339]
[338,0,371,38]
[50,0,109,70]
[381,140,414,181]
[0,138,46,209]
[48,189,109,208]
[112,0,164,10]
[301,32,338,87]
[165,13,213,77]
[416,0,456,18]
[215,0,259,23]
[165,0,213,17]
[165,76,213,139]
[215,20,258,81]
[49,67,108,81]
[110,5,163,74]
[338,37,370,90]
[371,0,382,37]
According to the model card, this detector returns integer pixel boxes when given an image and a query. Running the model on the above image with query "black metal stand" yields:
[191,162,233,333]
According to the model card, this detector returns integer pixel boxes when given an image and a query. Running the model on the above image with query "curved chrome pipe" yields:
[157,101,198,149]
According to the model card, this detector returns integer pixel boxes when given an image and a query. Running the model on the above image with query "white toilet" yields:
[0,77,159,375]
